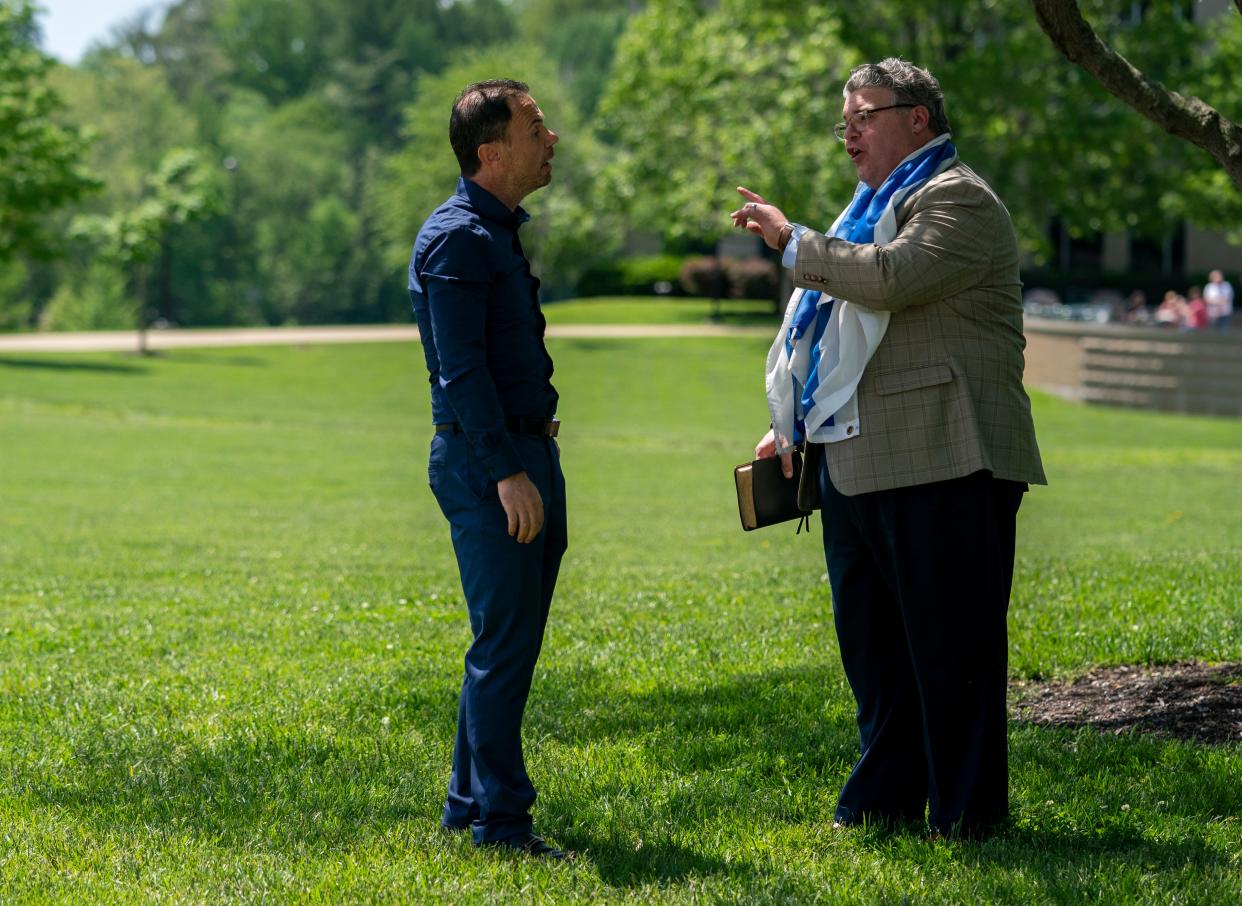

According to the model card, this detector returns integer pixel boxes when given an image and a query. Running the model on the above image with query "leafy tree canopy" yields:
[599,0,858,245]
[0,0,97,260]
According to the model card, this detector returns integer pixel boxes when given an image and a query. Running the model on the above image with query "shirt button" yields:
[846,425,855,435]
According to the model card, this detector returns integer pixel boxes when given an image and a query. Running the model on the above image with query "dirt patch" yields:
[1011,661,1242,745]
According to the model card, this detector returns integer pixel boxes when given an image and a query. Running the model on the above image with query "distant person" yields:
[1155,291,1185,328]
[731,58,1045,838]
[1124,290,1150,324]
[407,79,568,859]
[1204,269,1234,330]
[1185,286,1210,331]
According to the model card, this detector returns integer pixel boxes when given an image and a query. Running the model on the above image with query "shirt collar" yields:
[457,177,530,229]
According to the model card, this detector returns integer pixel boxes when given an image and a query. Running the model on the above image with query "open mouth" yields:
[847,146,863,160]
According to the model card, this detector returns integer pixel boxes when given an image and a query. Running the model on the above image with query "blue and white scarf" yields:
[765,134,957,452]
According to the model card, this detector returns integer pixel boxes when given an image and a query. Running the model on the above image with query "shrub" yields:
[723,257,778,301]
[38,261,133,331]
[678,256,729,298]
[576,254,687,297]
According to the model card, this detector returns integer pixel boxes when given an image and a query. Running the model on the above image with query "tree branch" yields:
[1030,0,1242,193]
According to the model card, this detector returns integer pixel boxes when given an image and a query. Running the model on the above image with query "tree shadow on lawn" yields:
[950,729,1241,899]
[529,663,856,886]
[531,662,859,772]
[528,663,1239,889]
[0,355,147,374]
[164,350,270,367]
[20,665,1235,892]
[21,693,449,852]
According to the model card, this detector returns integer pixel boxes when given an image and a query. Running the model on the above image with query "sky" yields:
[35,0,167,63]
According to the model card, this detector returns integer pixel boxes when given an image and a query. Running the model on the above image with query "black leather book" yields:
[734,451,813,531]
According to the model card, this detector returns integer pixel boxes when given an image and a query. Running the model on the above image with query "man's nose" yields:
[548,129,559,145]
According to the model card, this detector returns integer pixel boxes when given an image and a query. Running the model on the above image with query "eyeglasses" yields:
[833,104,916,141]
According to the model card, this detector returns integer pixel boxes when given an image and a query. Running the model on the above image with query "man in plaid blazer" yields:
[733,58,1045,838]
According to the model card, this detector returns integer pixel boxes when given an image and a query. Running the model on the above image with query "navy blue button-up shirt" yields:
[409,177,558,482]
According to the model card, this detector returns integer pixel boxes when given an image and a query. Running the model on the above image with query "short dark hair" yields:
[450,79,531,177]
[845,58,951,136]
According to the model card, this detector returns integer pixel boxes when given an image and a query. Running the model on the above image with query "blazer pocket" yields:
[873,362,954,396]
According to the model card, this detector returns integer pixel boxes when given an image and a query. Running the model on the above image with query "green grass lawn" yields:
[0,337,1239,904]
[543,295,780,326]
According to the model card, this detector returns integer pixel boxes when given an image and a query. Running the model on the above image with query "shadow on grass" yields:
[0,356,147,374]
[21,683,455,850]
[561,829,738,887]
[533,662,858,767]
[529,663,1239,889]
[975,822,1233,892]
[165,350,270,367]
[15,665,1237,893]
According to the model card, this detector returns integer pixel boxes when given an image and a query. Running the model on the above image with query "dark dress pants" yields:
[428,431,567,844]
[818,462,1025,835]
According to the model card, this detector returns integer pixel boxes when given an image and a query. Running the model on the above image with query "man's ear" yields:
[477,141,502,169]
[912,105,930,133]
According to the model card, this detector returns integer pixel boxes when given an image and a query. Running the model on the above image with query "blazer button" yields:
[846,425,855,435]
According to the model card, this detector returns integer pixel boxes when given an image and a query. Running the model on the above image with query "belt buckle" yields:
[546,418,560,438]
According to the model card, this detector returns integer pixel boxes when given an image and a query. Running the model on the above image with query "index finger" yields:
[736,186,766,205]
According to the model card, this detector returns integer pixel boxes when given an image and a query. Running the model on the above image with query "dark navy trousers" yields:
[428,430,567,844]
[818,463,1025,836]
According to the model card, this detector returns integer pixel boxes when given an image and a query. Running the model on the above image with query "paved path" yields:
[0,323,772,353]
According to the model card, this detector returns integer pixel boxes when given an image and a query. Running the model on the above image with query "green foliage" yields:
[379,44,624,299]
[576,254,688,297]
[0,258,30,329]
[891,0,1208,253]
[1159,6,1242,241]
[517,0,630,117]
[11,0,1242,331]
[69,148,221,337]
[75,148,221,269]
[220,92,367,324]
[51,56,198,209]
[37,260,132,331]
[0,0,96,260]
[600,0,859,245]
[600,0,1241,258]
[543,296,779,325]
[0,337,1239,901]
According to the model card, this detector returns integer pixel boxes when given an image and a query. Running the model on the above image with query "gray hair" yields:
[844,58,951,136]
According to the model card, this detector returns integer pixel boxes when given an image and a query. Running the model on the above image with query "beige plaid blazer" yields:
[793,160,1046,496]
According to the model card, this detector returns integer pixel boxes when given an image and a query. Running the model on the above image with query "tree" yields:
[0,0,96,262]
[837,0,1224,255]
[516,0,631,118]
[72,149,220,352]
[1031,0,1242,193]
[598,0,857,247]
[600,0,1237,260]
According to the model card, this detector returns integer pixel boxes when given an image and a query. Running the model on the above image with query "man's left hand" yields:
[731,186,787,250]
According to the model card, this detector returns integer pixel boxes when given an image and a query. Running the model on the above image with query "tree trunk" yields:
[1029,0,1242,193]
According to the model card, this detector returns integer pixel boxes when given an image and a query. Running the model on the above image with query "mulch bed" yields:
[1011,661,1242,745]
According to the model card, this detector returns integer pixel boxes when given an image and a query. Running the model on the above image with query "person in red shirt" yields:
[1185,286,1210,330]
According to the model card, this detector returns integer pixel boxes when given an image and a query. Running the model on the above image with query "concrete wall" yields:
[1024,319,1242,417]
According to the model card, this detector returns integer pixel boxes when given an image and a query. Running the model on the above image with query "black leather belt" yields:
[435,417,560,438]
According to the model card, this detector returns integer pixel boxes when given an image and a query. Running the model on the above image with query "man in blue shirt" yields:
[408,79,567,859]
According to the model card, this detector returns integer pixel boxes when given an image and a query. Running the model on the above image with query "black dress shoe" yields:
[483,831,570,860]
